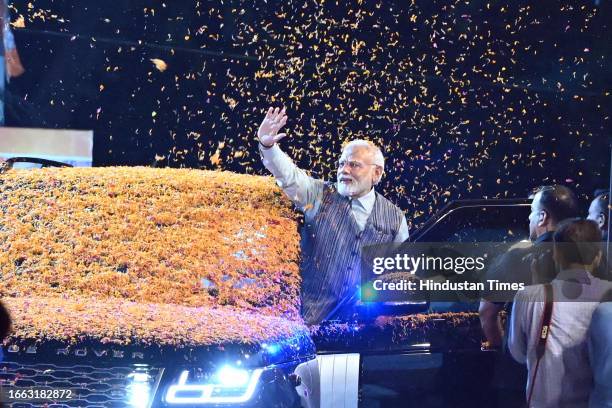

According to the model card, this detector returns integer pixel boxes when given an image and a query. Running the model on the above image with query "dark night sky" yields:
[4,0,611,228]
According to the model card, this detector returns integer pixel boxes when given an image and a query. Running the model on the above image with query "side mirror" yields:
[1,156,73,171]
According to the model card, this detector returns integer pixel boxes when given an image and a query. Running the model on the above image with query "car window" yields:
[415,205,530,243]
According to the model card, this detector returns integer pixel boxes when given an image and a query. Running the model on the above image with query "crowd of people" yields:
[477,187,612,408]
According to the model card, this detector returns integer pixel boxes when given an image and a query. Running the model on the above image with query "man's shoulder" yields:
[492,241,552,270]
[490,244,535,272]
[373,191,403,213]
[502,244,533,260]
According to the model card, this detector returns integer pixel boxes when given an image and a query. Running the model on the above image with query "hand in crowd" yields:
[257,107,288,148]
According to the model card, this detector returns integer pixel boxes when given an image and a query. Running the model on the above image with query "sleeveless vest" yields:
[300,183,404,323]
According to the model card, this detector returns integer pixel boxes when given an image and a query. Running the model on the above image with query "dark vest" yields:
[300,183,403,324]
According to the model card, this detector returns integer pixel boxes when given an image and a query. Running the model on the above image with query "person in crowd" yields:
[588,190,609,241]
[0,0,25,126]
[509,219,612,408]
[586,189,612,408]
[586,190,611,281]
[478,185,581,407]
[589,301,612,408]
[257,106,409,324]
[480,185,581,347]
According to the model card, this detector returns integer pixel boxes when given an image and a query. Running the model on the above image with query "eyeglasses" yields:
[337,160,378,170]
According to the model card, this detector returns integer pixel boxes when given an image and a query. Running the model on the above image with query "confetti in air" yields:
[150,58,167,72]
[7,0,611,228]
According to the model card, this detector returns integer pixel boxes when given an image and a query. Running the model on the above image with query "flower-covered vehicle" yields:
[0,164,319,407]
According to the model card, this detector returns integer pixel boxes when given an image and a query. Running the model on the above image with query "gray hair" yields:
[342,139,385,171]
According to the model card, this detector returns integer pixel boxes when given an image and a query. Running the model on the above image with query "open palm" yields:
[258,107,288,147]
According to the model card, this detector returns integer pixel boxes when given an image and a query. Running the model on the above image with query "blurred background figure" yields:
[588,190,612,281]
[0,300,10,349]
[588,190,609,241]
[589,302,612,408]
[509,219,612,408]
[0,0,24,126]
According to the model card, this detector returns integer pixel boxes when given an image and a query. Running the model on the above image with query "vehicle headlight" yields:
[126,367,158,408]
[165,365,264,404]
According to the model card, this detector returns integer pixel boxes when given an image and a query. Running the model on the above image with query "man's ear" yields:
[373,166,383,185]
[538,210,548,228]
[597,212,606,230]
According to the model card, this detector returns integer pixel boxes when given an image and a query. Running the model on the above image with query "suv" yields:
[0,164,319,408]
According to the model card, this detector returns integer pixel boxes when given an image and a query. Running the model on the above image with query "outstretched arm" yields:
[258,107,323,214]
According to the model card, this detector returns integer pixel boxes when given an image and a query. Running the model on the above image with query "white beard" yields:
[337,181,357,197]
[337,179,369,198]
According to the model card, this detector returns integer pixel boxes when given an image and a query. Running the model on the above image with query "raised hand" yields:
[257,107,288,147]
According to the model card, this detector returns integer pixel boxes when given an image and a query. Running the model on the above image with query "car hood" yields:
[4,296,310,349]
[0,167,304,348]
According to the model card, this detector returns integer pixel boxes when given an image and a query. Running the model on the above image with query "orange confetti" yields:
[150,58,168,72]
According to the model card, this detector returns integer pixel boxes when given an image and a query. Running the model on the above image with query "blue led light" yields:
[217,365,250,387]
[263,343,281,355]
[165,367,263,404]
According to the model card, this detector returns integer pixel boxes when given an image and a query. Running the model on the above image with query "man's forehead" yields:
[531,191,542,208]
[341,145,371,159]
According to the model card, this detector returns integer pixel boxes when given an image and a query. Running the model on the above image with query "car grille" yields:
[0,361,163,408]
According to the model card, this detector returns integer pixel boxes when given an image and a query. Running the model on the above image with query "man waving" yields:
[258,107,408,324]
